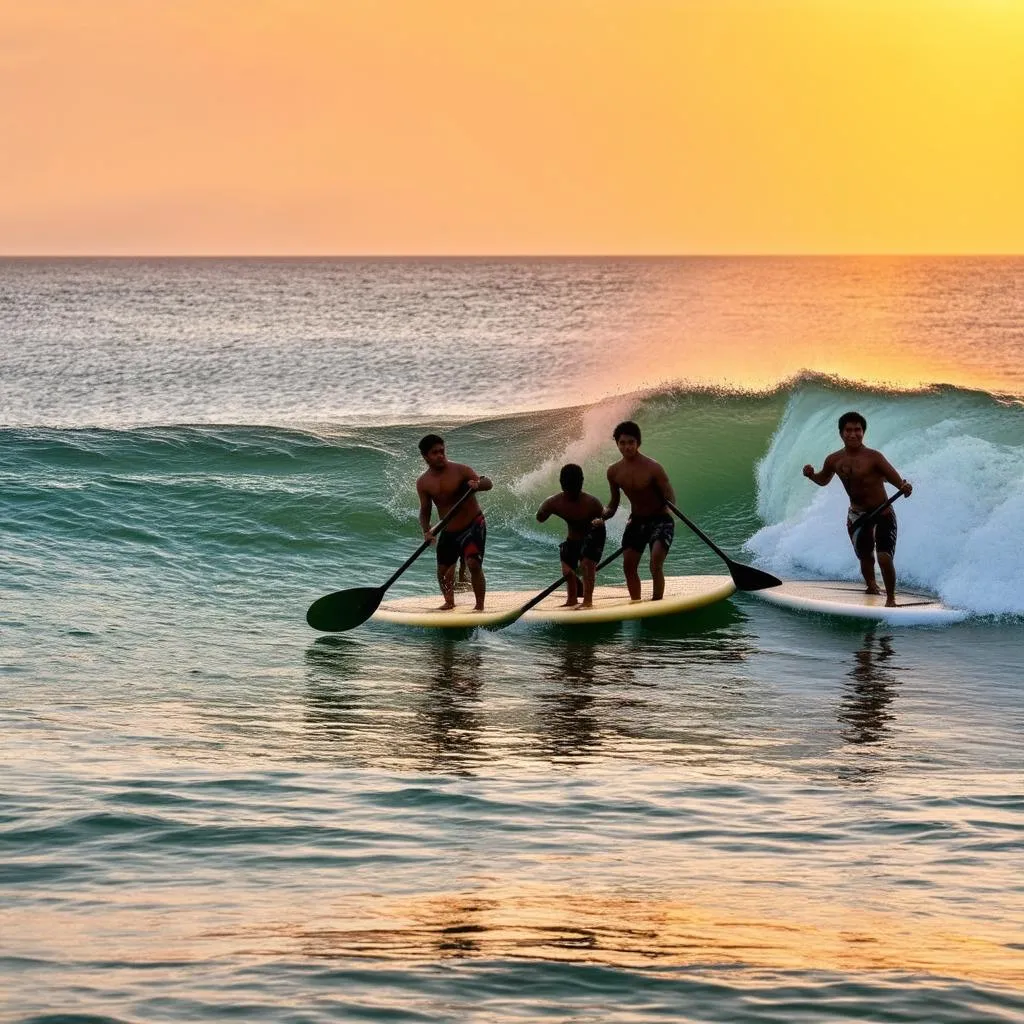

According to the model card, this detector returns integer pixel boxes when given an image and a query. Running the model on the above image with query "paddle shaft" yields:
[664,500,730,563]
[664,499,782,591]
[849,489,905,535]
[509,545,626,619]
[379,487,476,591]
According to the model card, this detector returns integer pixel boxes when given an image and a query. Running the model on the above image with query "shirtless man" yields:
[416,434,493,611]
[536,464,607,608]
[803,411,913,607]
[598,421,677,601]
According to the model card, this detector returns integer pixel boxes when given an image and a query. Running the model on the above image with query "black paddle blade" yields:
[726,559,782,592]
[306,586,384,632]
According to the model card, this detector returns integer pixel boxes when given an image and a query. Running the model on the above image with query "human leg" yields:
[623,548,642,600]
[649,540,668,600]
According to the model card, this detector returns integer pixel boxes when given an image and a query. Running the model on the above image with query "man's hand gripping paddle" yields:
[306,489,476,632]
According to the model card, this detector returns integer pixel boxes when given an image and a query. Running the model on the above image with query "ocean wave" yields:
[3,377,1021,614]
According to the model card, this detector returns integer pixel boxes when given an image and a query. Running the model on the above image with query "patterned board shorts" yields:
[847,508,897,558]
[436,513,487,567]
[559,526,607,569]
[622,514,674,553]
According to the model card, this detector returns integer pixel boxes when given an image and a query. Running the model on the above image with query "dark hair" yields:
[418,433,444,456]
[559,463,584,495]
[613,420,641,444]
[838,411,867,432]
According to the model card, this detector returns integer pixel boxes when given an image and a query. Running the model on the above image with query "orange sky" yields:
[2,0,1022,255]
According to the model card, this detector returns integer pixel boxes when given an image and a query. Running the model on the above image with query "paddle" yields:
[664,499,781,591]
[848,488,905,535]
[306,488,477,632]
[485,545,626,630]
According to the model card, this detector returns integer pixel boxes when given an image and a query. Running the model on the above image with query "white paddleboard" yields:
[372,575,736,628]
[752,580,968,625]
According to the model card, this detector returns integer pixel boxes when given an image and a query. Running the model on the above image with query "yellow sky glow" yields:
[2,0,1022,254]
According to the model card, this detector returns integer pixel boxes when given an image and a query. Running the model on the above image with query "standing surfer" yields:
[416,434,492,611]
[598,421,677,601]
[803,411,913,607]
[536,464,607,608]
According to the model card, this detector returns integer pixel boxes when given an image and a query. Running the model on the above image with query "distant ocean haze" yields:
[1,256,1021,428]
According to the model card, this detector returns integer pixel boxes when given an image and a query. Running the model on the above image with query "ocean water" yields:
[1,257,1022,1023]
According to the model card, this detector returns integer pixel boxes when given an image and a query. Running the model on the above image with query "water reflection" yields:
[838,630,901,746]
[412,637,484,774]
[224,885,1023,985]
[835,629,904,785]
[300,610,776,772]
[534,638,607,764]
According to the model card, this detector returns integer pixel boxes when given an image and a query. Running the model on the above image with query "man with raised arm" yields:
[416,434,492,611]
[598,420,677,601]
[803,411,913,607]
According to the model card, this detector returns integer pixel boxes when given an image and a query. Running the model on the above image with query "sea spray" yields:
[749,382,1024,615]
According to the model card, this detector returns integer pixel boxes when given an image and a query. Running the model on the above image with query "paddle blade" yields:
[727,560,782,592]
[306,586,384,632]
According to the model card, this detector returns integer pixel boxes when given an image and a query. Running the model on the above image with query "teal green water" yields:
[1,259,1023,1022]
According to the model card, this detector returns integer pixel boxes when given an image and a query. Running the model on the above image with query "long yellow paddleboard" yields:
[372,575,736,628]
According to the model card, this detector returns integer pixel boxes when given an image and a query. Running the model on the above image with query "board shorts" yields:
[559,525,607,570]
[847,507,897,559]
[622,513,674,554]
[436,513,487,568]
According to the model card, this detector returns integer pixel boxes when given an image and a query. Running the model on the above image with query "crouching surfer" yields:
[803,411,912,608]
[536,464,607,608]
[417,434,492,611]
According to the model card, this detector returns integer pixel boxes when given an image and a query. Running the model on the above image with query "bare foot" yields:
[865,585,881,595]
[885,598,897,608]
[473,604,485,612]
[437,601,456,611]
[579,602,593,610]
[561,599,579,608]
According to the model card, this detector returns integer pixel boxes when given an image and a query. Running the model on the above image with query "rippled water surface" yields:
[1,258,1022,1022]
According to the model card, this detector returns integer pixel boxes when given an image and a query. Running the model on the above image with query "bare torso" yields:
[538,492,604,539]
[608,454,671,517]
[825,446,898,510]
[417,462,483,531]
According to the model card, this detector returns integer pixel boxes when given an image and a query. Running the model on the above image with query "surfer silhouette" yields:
[416,434,492,611]
[803,411,913,607]
[598,421,677,601]
[536,463,607,608]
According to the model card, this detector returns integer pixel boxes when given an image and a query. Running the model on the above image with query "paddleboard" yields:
[751,580,968,625]
[372,575,736,628]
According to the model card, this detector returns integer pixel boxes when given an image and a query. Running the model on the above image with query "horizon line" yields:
[2,252,1022,260]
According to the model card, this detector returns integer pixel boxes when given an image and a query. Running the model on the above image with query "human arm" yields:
[417,481,436,542]
[463,466,492,492]
[803,455,835,487]
[597,471,621,525]
[536,496,555,523]
[653,463,676,506]
[878,454,912,496]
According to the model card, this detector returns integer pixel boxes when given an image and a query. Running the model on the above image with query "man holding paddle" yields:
[417,434,492,612]
[598,421,677,602]
[803,411,913,607]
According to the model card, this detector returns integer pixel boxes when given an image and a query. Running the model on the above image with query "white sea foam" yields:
[510,394,639,497]
[749,388,1024,616]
